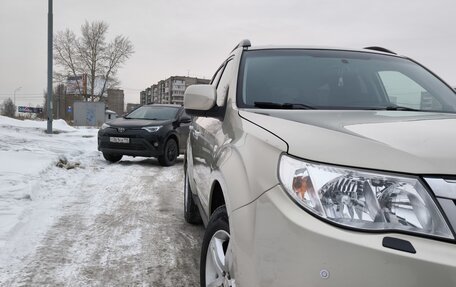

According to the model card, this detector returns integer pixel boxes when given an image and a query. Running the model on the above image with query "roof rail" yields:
[231,39,251,53]
[364,46,397,55]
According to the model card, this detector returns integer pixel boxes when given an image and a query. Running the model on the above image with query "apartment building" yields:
[126,103,141,112]
[140,76,210,105]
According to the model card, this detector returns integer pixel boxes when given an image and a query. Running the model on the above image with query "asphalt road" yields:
[5,157,204,287]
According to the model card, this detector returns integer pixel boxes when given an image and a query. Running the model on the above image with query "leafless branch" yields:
[53,21,134,101]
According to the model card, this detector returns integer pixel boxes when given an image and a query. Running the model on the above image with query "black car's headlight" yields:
[142,126,162,133]
[101,123,110,130]
[279,154,453,239]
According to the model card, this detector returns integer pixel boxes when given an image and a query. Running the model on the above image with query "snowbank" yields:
[0,117,99,281]
[0,116,76,132]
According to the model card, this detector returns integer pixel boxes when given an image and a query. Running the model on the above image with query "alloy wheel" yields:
[205,230,236,287]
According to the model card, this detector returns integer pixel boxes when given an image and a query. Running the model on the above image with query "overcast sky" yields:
[0,0,455,107]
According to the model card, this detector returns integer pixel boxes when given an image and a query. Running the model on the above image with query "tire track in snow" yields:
[6,157,204,286]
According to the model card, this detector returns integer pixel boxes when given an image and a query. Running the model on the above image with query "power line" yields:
[0,95,43,99]
[0,93,44,96]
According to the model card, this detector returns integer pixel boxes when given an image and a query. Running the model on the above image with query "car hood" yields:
[107,117,172,128]
[239,109,456,175]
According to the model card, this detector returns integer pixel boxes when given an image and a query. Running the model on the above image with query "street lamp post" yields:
[13,86,22,106]
[46,0,53,134]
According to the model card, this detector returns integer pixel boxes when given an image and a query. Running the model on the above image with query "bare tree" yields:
[1,98,16,118]
[99,35,133,99]
[54,21,134,101]
[54,29,83,96]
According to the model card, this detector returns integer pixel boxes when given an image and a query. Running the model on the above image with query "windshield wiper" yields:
[124,117,163,120]
[384,105,421,111]
[254,101,315,110]
[365,105,421,112]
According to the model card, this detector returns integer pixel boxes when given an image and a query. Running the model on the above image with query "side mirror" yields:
[179,116,192,124]
[184,85,217,116]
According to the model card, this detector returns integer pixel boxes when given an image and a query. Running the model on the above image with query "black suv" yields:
[98,104,191,166]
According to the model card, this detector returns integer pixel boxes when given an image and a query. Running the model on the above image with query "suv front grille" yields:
[105,127,141,138]
[425,178,456,235]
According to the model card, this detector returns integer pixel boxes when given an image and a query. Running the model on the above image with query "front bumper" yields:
[97,128,164,157]
[231,184,456,287]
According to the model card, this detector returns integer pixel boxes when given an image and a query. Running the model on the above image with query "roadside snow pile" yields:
[0,117,99,279]
[0,115,76,132]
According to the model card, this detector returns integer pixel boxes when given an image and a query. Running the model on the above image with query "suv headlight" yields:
[142,126,162,133]
[101,123,110,130]
[279,154,453,239]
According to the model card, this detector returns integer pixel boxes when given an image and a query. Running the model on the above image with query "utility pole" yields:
[46,0,53,134]
[13,86,21,106]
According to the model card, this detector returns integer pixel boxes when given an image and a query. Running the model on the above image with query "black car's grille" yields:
[105,129,141,138]
[106,134,140,138]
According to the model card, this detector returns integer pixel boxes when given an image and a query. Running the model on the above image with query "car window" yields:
[238,50,456,112]
[216,59,235,106]
[378,71,443,110]
[126,106,179,120]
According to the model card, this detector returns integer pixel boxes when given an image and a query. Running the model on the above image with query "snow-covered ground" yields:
[0,116,99,272]
[0,116,203,286]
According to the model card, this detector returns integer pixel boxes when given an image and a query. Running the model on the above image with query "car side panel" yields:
[190,104,287,218]
[218,108,287,212]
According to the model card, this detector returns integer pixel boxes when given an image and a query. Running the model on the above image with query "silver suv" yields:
[183,40,456,287]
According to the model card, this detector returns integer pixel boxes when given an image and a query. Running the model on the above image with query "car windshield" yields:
[238,50,456,112]
[125,106,179,120]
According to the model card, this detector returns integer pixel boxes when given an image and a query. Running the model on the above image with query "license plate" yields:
[110,137,130,143]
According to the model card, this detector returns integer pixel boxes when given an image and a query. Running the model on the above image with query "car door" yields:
[176,109,191,153]
[190,58,235,211]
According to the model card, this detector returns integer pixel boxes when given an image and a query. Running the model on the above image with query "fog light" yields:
[153,142,159,147]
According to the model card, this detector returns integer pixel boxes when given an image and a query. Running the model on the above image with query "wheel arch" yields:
[209,180,226,216]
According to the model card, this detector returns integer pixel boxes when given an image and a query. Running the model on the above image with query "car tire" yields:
[102,152,123,163]
[184,171,202,224]
[158,138,178,166]
[200,206,236,287]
